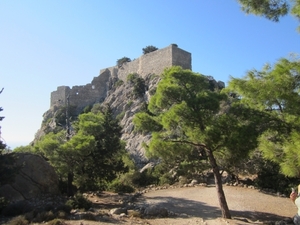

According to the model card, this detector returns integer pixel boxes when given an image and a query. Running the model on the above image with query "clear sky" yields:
[0,1,299,149]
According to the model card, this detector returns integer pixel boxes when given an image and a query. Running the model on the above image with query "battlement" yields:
[50,44,192,111]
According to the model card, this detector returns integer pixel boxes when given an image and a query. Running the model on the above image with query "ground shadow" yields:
[136,195,291,222]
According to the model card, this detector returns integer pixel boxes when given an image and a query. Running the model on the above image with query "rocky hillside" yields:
[34,72,160,167]
[34,71,224,168]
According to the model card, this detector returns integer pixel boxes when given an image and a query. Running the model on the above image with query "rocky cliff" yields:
[33,45,225,167]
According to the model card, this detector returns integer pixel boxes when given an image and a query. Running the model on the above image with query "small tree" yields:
[117,57,131,68]
[127,73,146,98]
[133,66,270,218]
[35,105,127,192]
[142,45,158,55]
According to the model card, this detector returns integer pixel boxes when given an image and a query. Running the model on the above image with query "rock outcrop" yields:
[33,45,225,168]
[0,153,60,202]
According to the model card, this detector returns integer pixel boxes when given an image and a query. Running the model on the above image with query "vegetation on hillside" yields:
[126,73,146,98]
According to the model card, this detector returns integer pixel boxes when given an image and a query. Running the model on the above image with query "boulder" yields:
[0,153,60,202]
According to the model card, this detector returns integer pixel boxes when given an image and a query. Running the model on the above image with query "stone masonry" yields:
[50,44,191,112]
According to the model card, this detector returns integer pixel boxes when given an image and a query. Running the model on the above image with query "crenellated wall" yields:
[50,44,191,111]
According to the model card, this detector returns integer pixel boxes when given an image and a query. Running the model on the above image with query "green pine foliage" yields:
[34,105,128,193]
[238,0,300,31]
[142,45,158,54]
[226,58,300,179]
[133,66,268,218]
[116,57,131,67]
[126,73,146,98]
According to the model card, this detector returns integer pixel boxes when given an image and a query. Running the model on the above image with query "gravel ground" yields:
[132,185,295,224]
[7,185,294,225]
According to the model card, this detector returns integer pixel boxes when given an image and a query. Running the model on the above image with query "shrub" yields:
[116,111,125,121]
[109,179,135,193]
[117,57,131,67]
[142,45,158,54]
[114,80,124,88]
[6,216,29,225]
[132,77,146,97]
[82,105,92,113]
[56,211,68,219]
[127,100,133,108]
[254,160,299,195]
[126,73,139,83]
[159,173,174,185]
[126,74,146,98]
[55,105,77,127]
[130,170,158,187]
[65,193,92,210]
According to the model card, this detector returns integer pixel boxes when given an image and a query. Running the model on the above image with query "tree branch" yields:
[165,138,207,148]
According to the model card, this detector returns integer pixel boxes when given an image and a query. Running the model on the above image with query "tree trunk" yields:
[206,148,231,219]
[67,172,74,197]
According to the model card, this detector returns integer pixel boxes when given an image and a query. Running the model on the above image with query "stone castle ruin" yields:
[50,44,191,111]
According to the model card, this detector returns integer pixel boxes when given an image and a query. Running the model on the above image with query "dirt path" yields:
[48,185,296,225]
[134,185,296,224]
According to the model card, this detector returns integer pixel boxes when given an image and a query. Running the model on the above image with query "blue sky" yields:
[0,1,299,149]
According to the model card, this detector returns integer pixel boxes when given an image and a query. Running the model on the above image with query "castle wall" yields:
[171,45,192,70]
[50,69,111,111]
[50,44,192,110]
[108,44,191,82]
[50,86,70,106]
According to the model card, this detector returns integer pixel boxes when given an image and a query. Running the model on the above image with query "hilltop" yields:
[33,44,224,167]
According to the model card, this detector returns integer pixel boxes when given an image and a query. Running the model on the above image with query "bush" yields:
[159,173,175,185]
[116,111,125,121]
[127,100,133,108]
[117,57,131,67]
[109,179,135,193]
[130,170,158,187]
[254,159,299,195]
[126,74,146,98]
[114,80,124,88]
[142,45,158,54]
[65,193,92,210]
[55,105,77,127]
[126,73,139,83]
[6,216,29,225]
